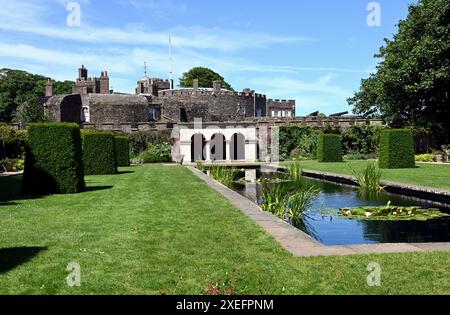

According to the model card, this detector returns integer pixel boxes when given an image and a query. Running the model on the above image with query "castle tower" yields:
[45,79,53,97]
[78,65,88,81]
[99,71,110,94]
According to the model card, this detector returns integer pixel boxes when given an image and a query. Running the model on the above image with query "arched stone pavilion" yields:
[174,121,258,164]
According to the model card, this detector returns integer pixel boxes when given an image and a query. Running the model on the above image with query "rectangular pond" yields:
[230,169,450,246]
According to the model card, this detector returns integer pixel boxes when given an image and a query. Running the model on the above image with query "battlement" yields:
[267,99,295,105]
[158,89,267,99]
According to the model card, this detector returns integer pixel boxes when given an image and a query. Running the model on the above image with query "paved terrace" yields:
[188,166,450,257]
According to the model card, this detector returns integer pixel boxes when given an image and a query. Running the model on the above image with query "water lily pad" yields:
[339,204,450,221]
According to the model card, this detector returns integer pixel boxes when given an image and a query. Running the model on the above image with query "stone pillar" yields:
[213,81,221,94]
[205,141,211,162]
[225,140,231,162]
[193,79,199,92]
[245,140,258,163]
[180,141,191,164]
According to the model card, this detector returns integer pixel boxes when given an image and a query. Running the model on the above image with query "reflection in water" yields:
[234,170,450,246]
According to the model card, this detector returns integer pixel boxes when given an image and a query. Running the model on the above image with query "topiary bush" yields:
[22,123,85,194]
[81,130,117,175]
[317,133,343,162]
[379,129,415,169]
[114,136,130,167]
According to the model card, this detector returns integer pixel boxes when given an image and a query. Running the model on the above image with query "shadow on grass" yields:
[83,185,114,192]
[0,247,47,274]
[0,174,46,204]
[116,170,134,175]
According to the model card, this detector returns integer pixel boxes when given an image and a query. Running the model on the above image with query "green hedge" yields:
[379,129,415,169]
[317,134,343,162]
[23,123,85,194]
[82,130,117,175]
[114,136,130,167]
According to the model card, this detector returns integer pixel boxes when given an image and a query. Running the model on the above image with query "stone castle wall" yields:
[156,89,267,122]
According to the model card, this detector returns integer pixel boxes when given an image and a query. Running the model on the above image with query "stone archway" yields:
[191,134,206,162]
[210,133,226,161]
[230,133,245,161]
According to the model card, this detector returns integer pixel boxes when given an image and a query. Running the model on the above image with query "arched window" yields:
[191,134,205,162]
[230,133,245,161]
[210,133,226,161]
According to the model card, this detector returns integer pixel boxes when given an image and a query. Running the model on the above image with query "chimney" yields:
[45,79,53,97]
[193,78,199,91]
[213,80,221,93]
[99,70,110,94]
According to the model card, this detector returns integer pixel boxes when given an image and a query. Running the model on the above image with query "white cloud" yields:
[0,0,314,52]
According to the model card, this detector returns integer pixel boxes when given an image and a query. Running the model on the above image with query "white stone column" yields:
[245,140,258,162]
[179,141,191,164]
[225,140,231,162]
[205,140,211,162]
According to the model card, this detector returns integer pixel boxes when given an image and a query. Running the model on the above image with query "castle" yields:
[44,65,296,130]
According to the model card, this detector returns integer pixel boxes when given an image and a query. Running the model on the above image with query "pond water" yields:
[232,169,450,246]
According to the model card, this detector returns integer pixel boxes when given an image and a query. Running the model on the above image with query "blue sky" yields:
[0,0,416,115]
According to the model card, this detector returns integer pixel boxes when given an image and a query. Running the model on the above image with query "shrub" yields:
[317,134,343,162]
[415,154,435,162]
[279,126,319,160]
[82,130,117,175]
[128,130,172,156]
[379,129,415,169]
[114,136,130,167]
[140,143,172,163]
[343,152,378,160]
[22,123,85,194]
[341,125,383,155]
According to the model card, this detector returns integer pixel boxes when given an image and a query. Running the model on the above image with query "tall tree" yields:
[0,68,74,122]
[348,0,450,139]
[179,67,235,91]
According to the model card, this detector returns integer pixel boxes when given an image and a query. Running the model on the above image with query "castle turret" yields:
[45,79,53,97]
[78,65,88,81]
[99,71,110,94]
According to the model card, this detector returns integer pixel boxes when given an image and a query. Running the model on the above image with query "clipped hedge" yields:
[82,130,117,175]
[317,133,343,162]
[379,129,415,169]
[114,136,130,167]
[23,123,85,194]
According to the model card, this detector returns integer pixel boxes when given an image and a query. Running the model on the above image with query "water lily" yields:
[365,212,372,217]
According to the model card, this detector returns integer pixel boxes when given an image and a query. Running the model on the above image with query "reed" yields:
[350,161,384,194]
[285,162,303,181]
[209,164,239,187]
[260,181,319,222]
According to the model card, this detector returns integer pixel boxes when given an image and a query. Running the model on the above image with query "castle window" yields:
[148,107,157,121]
[180,108,187,122]
[81,106,90,123]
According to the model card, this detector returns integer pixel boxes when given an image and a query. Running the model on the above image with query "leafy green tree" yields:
[14,97,52,127]
[0,69,74,122]
[179,67,234,91]
[348,0,450,140]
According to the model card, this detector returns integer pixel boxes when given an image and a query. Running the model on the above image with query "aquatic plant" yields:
[209,164,239,187]
[285,162,303,181]
[350,161,384,194]
[339,201,450,221]
[285,186,320,222]
[196,162,204,171]
[260,181,319,223]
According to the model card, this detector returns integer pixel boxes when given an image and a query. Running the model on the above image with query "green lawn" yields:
[0,165,449,294]
[285,160,450,190]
